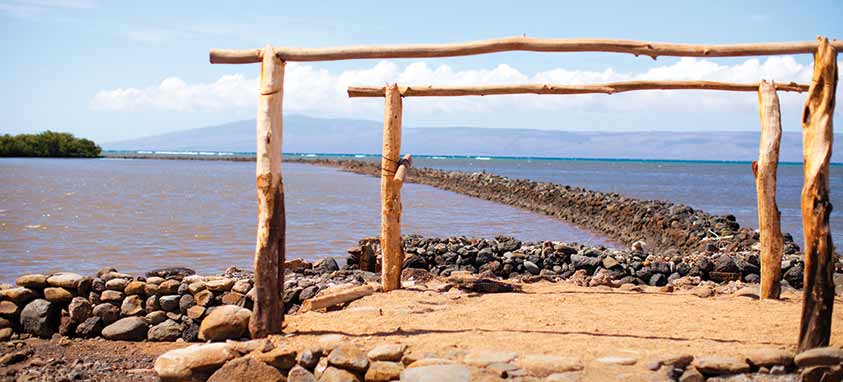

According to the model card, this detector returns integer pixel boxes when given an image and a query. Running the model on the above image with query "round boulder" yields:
[20,299,59,338]
[198,305,251,341]
[102,316,148,341]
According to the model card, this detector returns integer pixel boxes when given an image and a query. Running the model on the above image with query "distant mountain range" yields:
[105,114,843,162]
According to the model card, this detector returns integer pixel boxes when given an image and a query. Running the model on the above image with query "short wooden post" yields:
[797,37,837,352]
[381,84,404,292]
[754,80,785,299]
[250,45,286,339]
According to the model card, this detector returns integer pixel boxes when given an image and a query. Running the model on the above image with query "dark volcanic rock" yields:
[146,267,195,279]
[20,299,59,338]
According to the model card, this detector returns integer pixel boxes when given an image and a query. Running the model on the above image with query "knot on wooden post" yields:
[393,154,412,185]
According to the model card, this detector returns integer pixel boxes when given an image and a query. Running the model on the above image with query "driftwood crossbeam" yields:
[347,81,809,98]
[210,36,843,62]
[209,37,837,352]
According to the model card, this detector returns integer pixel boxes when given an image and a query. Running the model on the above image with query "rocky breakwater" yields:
[299,158,807,262]
[0,260,379,343]
[349,235,843,291]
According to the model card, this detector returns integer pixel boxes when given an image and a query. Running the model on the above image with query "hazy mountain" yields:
[105,114,842,162]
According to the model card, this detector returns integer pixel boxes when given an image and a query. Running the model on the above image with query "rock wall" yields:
[301,158,805,258]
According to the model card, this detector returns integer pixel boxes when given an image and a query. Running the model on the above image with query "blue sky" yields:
[1,0,842,142]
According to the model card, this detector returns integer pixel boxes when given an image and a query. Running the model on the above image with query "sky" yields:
[1,1,842,143]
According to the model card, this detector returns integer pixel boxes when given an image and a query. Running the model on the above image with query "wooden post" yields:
[250,45,286,339]
[754,80,785,300]
[381,84,404,292]
[797,37,837,352]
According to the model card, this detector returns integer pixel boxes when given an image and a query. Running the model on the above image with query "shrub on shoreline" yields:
[0,131,101,158]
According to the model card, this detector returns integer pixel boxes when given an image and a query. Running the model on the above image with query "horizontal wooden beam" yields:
[346,81,810,98]
[210,36,843,64]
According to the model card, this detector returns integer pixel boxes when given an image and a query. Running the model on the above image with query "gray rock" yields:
[523,261,540,275]
[20,299,59,338]
[101,316,148,341]
[148,319,182,342]
[179,294,196,313]
[400,364,471,382]
[159,295,180,312]
[92,303,120,325]
[75,316,102,338]
[68,297,92,324]
[313,257,339,274]
[146,310,168,325]
[298,348,323,370]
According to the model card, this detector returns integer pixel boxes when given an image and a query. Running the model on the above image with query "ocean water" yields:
[0,158,611,282]
[1,155,839,282]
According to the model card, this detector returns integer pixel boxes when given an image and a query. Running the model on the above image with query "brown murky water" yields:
[0,158,614,282]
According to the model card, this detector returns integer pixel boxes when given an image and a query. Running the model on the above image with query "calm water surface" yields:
[406,157,842,250]
[0,158,613,282]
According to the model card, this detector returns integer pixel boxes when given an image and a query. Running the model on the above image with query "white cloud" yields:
[90,56,841,119]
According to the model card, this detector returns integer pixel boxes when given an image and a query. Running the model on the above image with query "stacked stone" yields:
[307,158,806,259]
[0,268,256,342]
[154,336,413,382]
[348,235,824,290]
[0,260,384,342]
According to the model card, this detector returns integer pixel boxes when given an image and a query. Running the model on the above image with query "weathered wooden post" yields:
[754,80,785,299]
[797,37,837,352]
[251,45,286,338]
[381,84,404,292]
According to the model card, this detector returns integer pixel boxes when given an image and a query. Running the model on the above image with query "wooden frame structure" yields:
[209,36,837,350]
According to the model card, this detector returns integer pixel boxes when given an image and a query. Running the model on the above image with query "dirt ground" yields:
[2,281,842,381]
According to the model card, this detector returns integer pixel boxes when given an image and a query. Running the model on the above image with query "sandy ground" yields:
[3,281,841,381]
[280,282,843,380]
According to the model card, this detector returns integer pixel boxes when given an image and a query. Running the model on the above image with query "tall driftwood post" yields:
[251,45,286,339]
[381,84,404,292]
[754,80,785,299]
[797,37,837,352]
